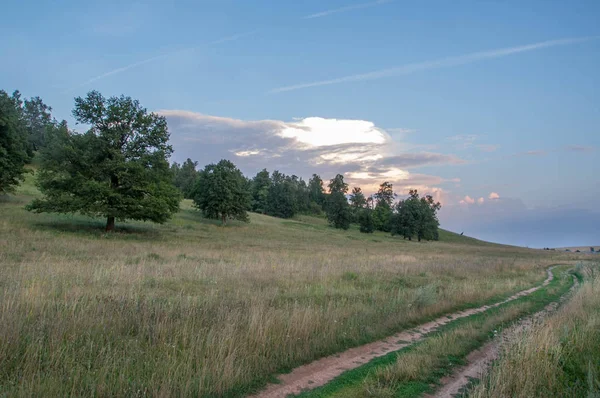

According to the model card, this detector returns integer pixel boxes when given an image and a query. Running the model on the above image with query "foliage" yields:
[26,91,181,231]
[358,208,375,233]
[0,90,30,194]
[171,158,199,199]
[391,190,441,241]
[374,181,395,207]
[373,201,393,232]
[308,173,326,207]
[250,168,271,213]
[326,174,351,229]
[192,159,250,224]
[265,170,312,218]
[23,95,54,153]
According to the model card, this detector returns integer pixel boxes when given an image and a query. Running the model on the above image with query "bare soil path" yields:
[429,272,578,398]
[251,268,555,398]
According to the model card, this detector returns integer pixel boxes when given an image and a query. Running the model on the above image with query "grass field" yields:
[0,173,579,397]
[470,264,600,398]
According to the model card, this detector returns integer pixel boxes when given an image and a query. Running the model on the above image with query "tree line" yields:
[1,90,440,240]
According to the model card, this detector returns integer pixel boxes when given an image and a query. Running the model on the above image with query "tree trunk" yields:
[221,214,226,226]
[106,216,115,232]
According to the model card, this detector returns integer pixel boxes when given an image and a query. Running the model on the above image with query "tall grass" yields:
[470,263,600,398]
[0,179,578,396]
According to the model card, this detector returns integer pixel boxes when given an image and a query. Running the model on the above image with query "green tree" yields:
[0,90,30,194]
[27,91,181,231]
[192,159,250,224]
[358,208,374,233]
[374,181,395,207]
[372,202,392,232]
[349,187,367,210]
[326,174,351,229]
[171,158,199,199]
[308,174,326,208]
[250,168,271,213]
[391,190,441,241]
[328,173,349,194]
[266,170,297,218]
[23,96,53,153]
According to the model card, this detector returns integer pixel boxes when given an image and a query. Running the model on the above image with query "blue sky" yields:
[1,0,599,247]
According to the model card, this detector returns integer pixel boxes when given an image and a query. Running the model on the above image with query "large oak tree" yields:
[27,91,181,231]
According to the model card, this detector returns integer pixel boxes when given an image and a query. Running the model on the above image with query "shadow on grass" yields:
[32,218,163,241]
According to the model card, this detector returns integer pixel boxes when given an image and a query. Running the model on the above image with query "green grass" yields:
[294,266,575,398]
[470,262,600,398]
[0,172,582,397]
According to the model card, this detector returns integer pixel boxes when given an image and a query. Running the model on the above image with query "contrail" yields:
[62,30,256,93]
[270,36,598,93]
[303,0,393,19]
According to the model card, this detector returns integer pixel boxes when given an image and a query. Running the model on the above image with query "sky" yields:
[1,0,599,247]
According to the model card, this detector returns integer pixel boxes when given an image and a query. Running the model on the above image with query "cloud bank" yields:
[161,110,463,197]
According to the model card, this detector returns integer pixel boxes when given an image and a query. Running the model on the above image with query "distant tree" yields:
[358,208,374,233]
[23,96,53,153]
[266,170,297,218]
[250,168,271,213]
[171,158,199,199]
[372,202,392,232]
[0,90,30,194]
[349,187,367,210]
[308,174,326,207]
[374,181,395,207]
[27,91,181,231]
[328,174,349,195]
[372,182,395,232]
[326,174,351,229]
[327,191,352,229]
[391,190,441,241]
[192,159,250,224]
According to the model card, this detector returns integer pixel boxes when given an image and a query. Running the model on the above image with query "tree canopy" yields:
[391,190,441,241]
[326,174,351,229]
[27,91,181,231]
[0,90,30,194]
[192,159,250,224]
[171,158,199,199]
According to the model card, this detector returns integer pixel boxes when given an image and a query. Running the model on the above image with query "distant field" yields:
[0,173,580,397]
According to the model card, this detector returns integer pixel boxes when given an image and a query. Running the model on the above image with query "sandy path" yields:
[430,272,577,398]
[251,268,555,398]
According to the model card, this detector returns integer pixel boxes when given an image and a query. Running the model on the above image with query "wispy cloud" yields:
[565,144,595,152]
[303,0,392,19]
[270,36,598,93]
[62,31,256,93]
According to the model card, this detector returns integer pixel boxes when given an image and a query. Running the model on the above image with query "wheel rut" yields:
[251,268,555,398]
[429,272,578,398]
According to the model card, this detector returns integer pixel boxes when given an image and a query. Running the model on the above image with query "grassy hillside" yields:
[0,173,577,397]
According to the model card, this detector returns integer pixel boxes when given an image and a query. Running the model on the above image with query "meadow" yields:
[0,174,576,397]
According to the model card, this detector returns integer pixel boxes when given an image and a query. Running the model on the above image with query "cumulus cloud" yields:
[159,110,463,196]
[489,192,500,200]
[460,195,476,205]
[477,197,485,204]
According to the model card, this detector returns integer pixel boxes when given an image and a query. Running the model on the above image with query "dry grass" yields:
[0,177,578,397]
[470,263,600,398]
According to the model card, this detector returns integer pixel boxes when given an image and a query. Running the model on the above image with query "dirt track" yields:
[430,272,577,398]
[251,268,555,398]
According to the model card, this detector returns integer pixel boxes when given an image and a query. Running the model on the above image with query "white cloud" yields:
[279,117,389,147]
[270,36,598,93]
[460,195,476,205]
[160,110,463,196]
[489,192,500,200]
[477,197,485,204]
